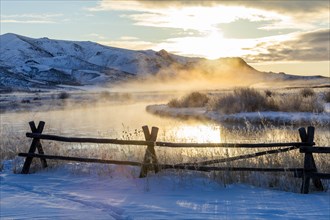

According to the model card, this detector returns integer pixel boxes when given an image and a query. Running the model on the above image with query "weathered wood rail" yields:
[19,121,330,194]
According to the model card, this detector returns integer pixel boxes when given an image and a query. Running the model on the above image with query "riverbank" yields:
[146,104,330,126]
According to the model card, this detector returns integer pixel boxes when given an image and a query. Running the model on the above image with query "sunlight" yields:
[201,31,226,59]
[90,2,296,59]
[155,30,255,59]
[173,125,221,143]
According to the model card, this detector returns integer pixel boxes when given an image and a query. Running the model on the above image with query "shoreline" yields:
[146,104,330,127]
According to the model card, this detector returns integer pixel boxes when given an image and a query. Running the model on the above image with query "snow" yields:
[1,33,329,92]
[0,33,198,91]
[147,104,330,125]
[1,161,329,219]
[0,33,182,75]
[324,103,330,113]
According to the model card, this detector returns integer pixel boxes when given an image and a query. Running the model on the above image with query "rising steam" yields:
[110,57,271,92]
[110,56,329,93]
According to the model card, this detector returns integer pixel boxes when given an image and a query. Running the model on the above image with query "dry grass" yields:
[168,88,325,114]
[168,92,209,108]
[324,91,330,103]
[209,88,278,114]
[1,87,329,192]
[3,124,329,192]
[0,126,29,163]
[264,89,273,97]
[300,88,315,97]
[208,88,324,114]
[276,94,324,113]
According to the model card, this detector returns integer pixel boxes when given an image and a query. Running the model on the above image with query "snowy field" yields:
[1,162,329,219]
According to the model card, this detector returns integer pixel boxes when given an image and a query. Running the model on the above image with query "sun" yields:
[202,31,227,59]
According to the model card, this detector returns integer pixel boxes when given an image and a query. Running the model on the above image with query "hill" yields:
[0,33,328,92]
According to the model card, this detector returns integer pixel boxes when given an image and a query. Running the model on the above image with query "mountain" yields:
[0,33,193,92]
[0,33,328,92]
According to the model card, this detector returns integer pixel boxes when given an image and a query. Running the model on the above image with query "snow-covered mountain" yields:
[0,33,328,92]
[0,33,195,92]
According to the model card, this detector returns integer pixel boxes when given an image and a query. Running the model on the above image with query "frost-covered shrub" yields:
[323,91,330,103]
[210,88,277,114]
[278,94,324,113]
[274,94,301,112]
[264,89,273,97]
[21,99,30,103]
[299,96,324,112]
[168,92,209,108]
[183,92,209,107]
[208,88,324,113]
[58,92,70,99]
[168,98,182,108]
[300,88,315,97]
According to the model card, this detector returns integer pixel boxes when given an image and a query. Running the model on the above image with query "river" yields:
[1,95,329,163]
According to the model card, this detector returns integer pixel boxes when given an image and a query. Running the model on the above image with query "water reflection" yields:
[0,101,221,143]
[1,99,329,146]
[168,125,221,143]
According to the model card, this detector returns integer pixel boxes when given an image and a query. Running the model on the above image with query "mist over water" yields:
[1,90,329,165]
[1,57,329,160]
[111,58,329,93]
[111,59,266,92]
[0,99,220,142]
[2,93,328,142]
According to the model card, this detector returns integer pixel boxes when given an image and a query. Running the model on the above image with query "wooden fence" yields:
[19,121,330,194]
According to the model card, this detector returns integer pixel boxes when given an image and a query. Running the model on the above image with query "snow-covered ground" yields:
[1,161,329,219]
[147,104,330,126]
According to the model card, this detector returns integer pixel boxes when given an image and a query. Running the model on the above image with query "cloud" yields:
[87,1,329,62]
[227,1,329,14]
[1,13,63,19]
[91,0,329,17]
[88,33,106,40]
[121,5,286,33]
[0,20,56,24]
[0,13,62,24]
[99,38,156,50]
[126,0,329,14]
[244,29,330,62]
[89,0,328,32]
[91,1,288,30]
[119,36,139,40]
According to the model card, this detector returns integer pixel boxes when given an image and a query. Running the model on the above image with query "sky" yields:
[0,0,329,77]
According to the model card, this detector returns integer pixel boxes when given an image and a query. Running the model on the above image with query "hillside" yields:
[0,33,328,92]
[0,33,181,92]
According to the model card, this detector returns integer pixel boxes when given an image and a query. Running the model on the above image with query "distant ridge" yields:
[0,33,328,92]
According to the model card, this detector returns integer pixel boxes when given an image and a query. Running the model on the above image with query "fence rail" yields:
[18,153,143,166]
[26,132,312,148]
[18,121,330,194]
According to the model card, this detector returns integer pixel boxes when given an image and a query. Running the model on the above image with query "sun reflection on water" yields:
[171,125,221,143]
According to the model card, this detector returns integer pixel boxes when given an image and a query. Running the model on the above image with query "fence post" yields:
[139,126,159,178]
[21,121,47,174]
[299,126,323,194]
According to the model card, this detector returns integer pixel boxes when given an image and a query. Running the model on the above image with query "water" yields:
[1,97,329,143]
[1,95,329,192]
[0,101,221,143]
[1,96,329,161]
